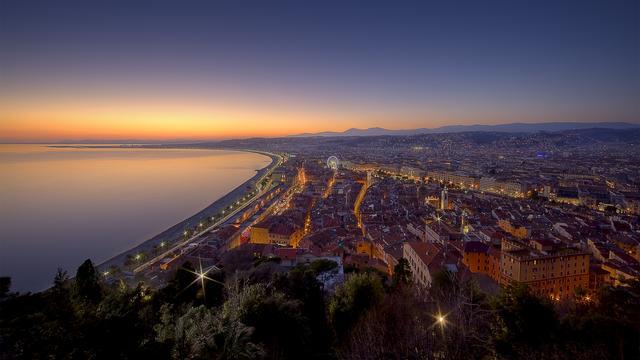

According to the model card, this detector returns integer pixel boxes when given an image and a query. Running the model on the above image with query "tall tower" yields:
[440,186,448,210]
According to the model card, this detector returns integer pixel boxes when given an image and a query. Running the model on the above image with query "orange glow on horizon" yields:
[0,94,460,141]
[0,92,540,142]
[0,96,355,141]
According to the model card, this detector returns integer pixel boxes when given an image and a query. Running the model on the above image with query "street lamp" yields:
[182,261,224,301]
[432,312,446,329]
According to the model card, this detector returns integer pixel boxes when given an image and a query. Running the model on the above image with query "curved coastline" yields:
[98,148,277,271]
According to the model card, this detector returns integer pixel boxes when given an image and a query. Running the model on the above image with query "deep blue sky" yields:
[1,0,638,139]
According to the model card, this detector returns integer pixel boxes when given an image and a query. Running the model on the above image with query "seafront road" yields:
[132,150,282,274]
[97,148,282,276]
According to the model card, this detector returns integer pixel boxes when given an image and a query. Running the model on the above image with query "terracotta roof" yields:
[275,247,299,260]
[270,222,297,236]
[406,242,442,268]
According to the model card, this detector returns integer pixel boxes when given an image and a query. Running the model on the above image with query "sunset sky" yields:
[1,0,638,142]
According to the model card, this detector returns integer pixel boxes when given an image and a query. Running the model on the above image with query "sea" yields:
[0,144,271,292]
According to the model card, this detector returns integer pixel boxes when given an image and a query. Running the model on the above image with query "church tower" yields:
[440,186,448,210]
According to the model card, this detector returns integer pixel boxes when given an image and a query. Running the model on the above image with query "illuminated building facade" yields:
[499,239,590,300]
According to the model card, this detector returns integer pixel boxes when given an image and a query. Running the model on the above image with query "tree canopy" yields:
[1,257,638,359]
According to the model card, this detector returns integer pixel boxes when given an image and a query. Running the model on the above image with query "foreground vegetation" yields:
[1,258,638,359]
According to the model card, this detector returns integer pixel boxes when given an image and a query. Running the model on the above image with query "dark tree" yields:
[0,277,11,298]
[242,292,310,359]
[273,266,333,357]
[157,261,198,305]
[392,258,412,288]
[308,259,338,274]
[74,259,102,304]
[491,284,558,357]
[328,272,384,340]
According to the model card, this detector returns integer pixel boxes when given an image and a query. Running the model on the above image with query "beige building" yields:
[250,217,304,247]
[500,239,590,300]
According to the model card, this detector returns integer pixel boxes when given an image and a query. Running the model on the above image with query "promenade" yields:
[98,149,282,274]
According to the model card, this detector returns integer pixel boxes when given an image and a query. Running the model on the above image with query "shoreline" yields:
[97,147,278,272]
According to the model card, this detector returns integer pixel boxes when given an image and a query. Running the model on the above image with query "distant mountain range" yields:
[290,122,640,137]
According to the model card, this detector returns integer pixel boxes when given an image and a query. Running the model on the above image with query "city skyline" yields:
[2,1,640,357]
[1,0,638,142]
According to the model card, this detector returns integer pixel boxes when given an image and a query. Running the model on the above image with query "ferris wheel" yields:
[327,156,339,170]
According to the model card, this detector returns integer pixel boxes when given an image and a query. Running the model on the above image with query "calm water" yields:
[0,144,270,292]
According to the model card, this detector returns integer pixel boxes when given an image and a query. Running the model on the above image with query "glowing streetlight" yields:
[103,271,109,277]
[160,241,166,247]
[433,313,446,329]
[181,260,224,301]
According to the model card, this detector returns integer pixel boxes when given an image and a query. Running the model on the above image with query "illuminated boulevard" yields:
[99,150,284,278]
